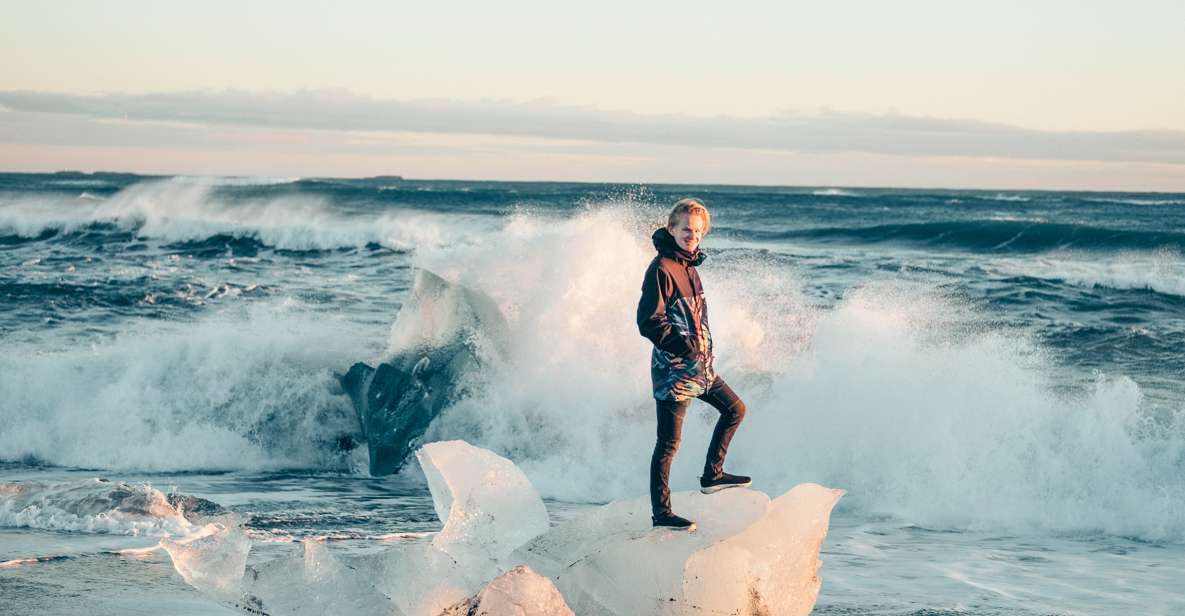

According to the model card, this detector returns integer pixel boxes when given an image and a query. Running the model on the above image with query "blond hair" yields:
[667,198,711,233]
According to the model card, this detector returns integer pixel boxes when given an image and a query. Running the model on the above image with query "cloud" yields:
[2,89,1183,165]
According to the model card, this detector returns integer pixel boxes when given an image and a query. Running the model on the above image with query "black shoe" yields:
[651,511,696,531]
[700,472,752,494]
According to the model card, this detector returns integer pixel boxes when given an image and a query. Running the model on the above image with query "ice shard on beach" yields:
[339,270,509,476]
[440,565,575,616]
[682,484,844,615]
[515,484,843,616]
[238,539,407,616]
[417,439,550,563]
[160,520,251,600]
[163,439,842,616]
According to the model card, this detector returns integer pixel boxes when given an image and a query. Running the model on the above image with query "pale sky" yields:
[2,0,1183,190]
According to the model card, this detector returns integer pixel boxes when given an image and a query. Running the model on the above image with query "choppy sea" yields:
[1,172,1183,614]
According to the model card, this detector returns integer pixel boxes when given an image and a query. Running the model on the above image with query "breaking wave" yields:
[2,204,1183,541]
[990,251,1185,298]
[747,220,1185,254]
[169,176,302,187]
[0,302,369,472]
[811,188,862,197]
[981,193,1031,202]
[410,209,1185,542]
[0,479,212,536]
[1085,196,1185,206]
[0,180,478,251]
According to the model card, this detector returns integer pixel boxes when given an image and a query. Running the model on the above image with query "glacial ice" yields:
[682,484,844,615]
[163,440,841,616]
[237,539,405,616]
[440,565,575,616]
[515,484,842,616]
[416,439,550,563]
[160,519,251,600]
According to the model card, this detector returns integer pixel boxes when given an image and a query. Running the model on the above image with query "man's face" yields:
[669,212,707,253]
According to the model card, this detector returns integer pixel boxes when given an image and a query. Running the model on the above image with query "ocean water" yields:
[1,172,1183,614]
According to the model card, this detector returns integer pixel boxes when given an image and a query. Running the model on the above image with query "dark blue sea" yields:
[2,172,1183,614]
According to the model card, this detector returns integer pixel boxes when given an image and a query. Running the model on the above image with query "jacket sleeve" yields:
[637,264,696,357]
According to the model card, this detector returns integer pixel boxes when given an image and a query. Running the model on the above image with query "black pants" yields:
[650,377,746,516]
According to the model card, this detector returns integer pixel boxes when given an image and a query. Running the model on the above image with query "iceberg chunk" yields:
[417,439,549,562]
[440,565,575,616]
[163,440,549,615]
[683,483,845,616]
[234,538,493,616]
[163,440,842,616]
[238,539,404,616]
[368,540,496,616]
[517,485,842,615]
[160,519,250,600]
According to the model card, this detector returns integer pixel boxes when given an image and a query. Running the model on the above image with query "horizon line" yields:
[1,168,1181,196]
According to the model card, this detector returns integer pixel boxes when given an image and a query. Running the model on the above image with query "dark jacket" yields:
[637,227,716,401]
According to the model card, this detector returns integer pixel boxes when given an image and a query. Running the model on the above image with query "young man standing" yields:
[637,198,751,531]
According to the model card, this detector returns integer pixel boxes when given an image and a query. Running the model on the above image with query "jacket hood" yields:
[652,227,706,266]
